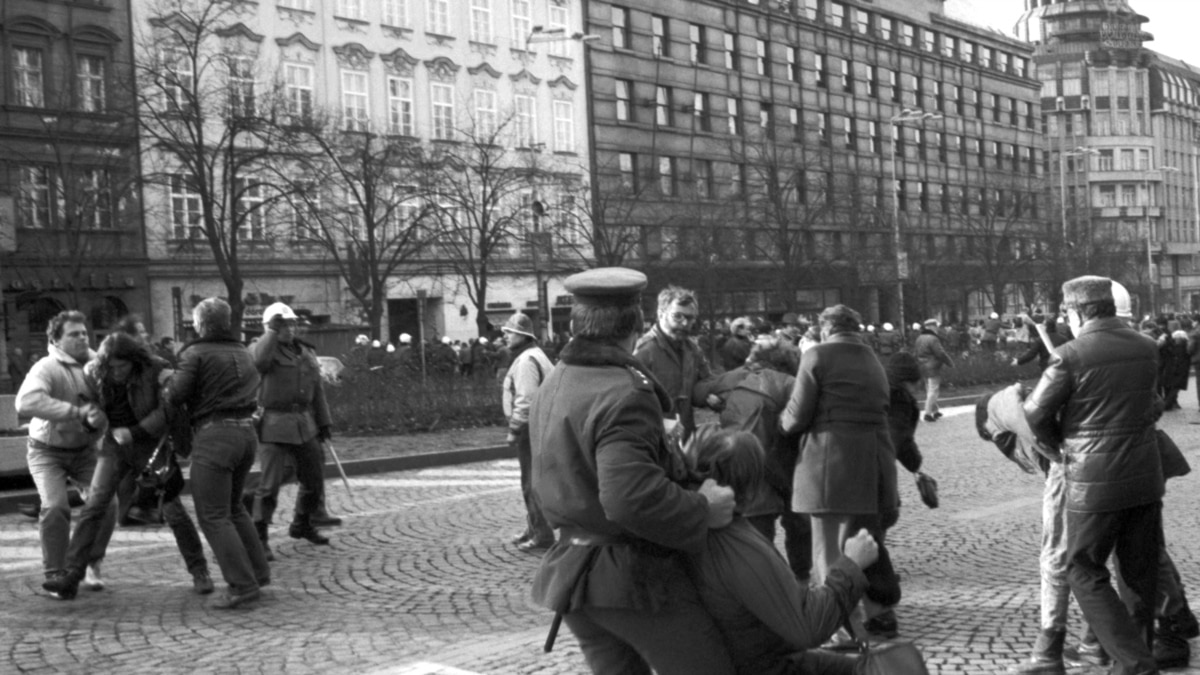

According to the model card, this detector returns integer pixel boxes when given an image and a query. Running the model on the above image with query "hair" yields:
[570,302,644,341]
[747,337,800,375]
[115,314,147,342]
[193,297,232,338]
[1077,300,1117,321]
[94,331,154,384]
[47,310,88,342]
[691,430,765,508]
[656,285,697,314]
[819,304,862,335]
[160,336,175,347]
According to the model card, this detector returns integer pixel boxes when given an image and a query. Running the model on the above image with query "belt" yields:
[194,411,256,430]
[29,438,90,453]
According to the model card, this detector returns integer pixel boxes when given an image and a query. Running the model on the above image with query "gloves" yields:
[318,425,332,442]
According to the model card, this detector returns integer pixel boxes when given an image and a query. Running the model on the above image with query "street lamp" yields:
[1144,165,1181,314]
[888,108,941,334]
[1058,146,1099,242]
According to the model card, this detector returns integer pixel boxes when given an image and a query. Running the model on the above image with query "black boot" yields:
[289,513,330,545]
[42,569,83,600]
[254,521,275,562]
[1009,628,1065,674]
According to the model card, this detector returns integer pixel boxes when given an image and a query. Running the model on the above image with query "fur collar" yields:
[559,338,671,411]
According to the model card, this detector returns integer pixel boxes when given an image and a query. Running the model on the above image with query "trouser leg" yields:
[781,510,812,581]
[1040,463,1071,632]
[253,442,288,525]
[290,438,325,518]
[27,444,73,579]
[514,426,552,544]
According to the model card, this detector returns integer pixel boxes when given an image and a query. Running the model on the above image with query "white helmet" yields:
[882,322,894,332]
[1111,280,1133,319]
[386,343,396,353]
[399,333,412,344]
[262,302,298,326]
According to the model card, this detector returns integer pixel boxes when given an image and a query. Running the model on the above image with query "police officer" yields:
[250,302,333,558]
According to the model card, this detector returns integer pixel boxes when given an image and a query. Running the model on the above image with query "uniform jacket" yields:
[1024,317,1164,513]
[633,323,716,435]
[501,341,553,431]
[168,334,260,425]
[84,356,171,444]
[529,337,710,615]
[781,333,896,515]
[250,330,331,445]
[1015,328,1068,370]
[914,329,954,377]
[17,344,102,450]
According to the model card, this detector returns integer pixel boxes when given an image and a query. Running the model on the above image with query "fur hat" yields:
[1062,275,1114,308]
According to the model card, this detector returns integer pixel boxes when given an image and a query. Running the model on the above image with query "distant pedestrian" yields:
[914,318,954,422]
[500,312,554,553]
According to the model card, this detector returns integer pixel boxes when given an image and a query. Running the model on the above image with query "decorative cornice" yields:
[333,42,375,69]
[275,32,321,52]
[547,75,577,91]
[509,69,542,86]
[467,62,502,79]
[383,48,419,76]
[215,23,265,43]
[69,24,121,45]
[424,56,460,82]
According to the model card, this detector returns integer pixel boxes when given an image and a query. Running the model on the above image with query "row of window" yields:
[10,45,108,112]
[611,3,1029,79]
[16,167,117,230]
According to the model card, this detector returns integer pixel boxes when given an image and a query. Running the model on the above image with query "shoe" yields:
[289,520,330,546]
[820,627,859,652]
[516,539,552,554]
[257,576,271,588]
[192,570,215,595]
[42,570,83,599]
[510,531,531,545]
[934,411,944,419]
[311,513,343,527]
[1160,605,1200,640]
[1062,641,1109,667]
[923,414,937,422]
[83,563,105,591]
[254,521,276,561]
[17,502,39,519]
[1009,628,1065,674]
[121,509,152,527]
[864,611,899,639]
[210,588,260,610]
[1154,631,1190,669]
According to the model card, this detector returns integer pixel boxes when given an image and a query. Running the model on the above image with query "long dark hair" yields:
[691,430,765,509]
[95,331,154,384]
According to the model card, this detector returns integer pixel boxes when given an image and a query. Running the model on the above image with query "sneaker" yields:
[516,539,552,554]
[1062,641,1109,667]
[934,411,944,419]
[83,564,105,591]
[210,588,261,610]
[192,570,215,595]
[510,531,531,545]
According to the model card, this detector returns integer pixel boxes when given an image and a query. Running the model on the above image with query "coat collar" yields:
[560,337,672,411]
[1076,316,1129,338]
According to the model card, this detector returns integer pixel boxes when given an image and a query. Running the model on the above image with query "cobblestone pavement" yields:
[2,403,1199,674]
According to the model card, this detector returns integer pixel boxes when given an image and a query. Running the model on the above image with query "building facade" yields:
[585,0,1046,326]
[131,0,591,345]
[0,0,147,372]
[1016,0,1200,315]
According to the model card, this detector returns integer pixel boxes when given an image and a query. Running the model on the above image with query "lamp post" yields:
[1144,165,1181,315]
[1058,146,1098,269]
[888,108,941,334]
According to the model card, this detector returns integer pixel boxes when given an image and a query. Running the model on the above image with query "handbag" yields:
[915,471,939,509]
[847,618,930,675]
[133,436,179,510]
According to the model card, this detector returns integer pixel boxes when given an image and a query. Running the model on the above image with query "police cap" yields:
[564,267,647,306]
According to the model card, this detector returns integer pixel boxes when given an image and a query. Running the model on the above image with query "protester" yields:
[1158,322,1189,411]
[1012,314,1068,371]
[687,429,879,675]
[168,297,269,609]
[530,267,737,675]
[875,322,902,357]
[914,318,954,422]
[42,332,214,598]
[500,312,555,553]
[1023,276,1164,675]
[719,317,754,371]
[17,310,111,598]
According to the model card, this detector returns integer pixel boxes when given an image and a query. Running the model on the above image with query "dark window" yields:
[816,53,827,88]
[756,39,769,77]
[689,24,707,64]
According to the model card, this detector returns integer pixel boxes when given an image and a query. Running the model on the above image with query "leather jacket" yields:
[168,334,260,425]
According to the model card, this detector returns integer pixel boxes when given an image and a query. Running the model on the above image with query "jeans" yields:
[924,376,942,417]
[1066,502,1162,675]
[513,426,553,545]
[62,438,155,573]
[26,440,116,579]
[253,437,325,525]
[1040,462,1071,631]
[190,423,270,595]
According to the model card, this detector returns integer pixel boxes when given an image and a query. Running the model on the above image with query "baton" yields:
[1034,322,1057,355]
[323,441,356,506]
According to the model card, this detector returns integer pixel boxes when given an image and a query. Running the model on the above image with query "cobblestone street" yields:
[1,401,1198,674]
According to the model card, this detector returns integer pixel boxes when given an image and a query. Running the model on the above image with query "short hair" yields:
[691,430,765,509]
[571,302,644,342]
[193,297,232,338]
[819,304,862,335]
[160,336,175,347]
[115,314,147,341]
[94,331,153,382]
[47,310,88,342]
[1077,300,1117,321]
[747,337,800,375]
[656,285,697,314]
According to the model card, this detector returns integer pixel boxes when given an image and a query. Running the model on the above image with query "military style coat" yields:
[249,330,332,446]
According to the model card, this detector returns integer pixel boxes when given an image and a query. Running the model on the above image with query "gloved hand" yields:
[318,425,332,442]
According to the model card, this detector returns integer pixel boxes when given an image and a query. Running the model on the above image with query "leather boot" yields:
[288,513,330,545]
[1009,628,1066,674]
[254,521,275,562]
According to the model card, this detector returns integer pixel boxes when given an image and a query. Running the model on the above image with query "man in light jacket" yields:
[500,312,555,553]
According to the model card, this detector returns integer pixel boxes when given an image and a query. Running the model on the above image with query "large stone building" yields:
[1016,0,1200,315]
[0,0,146,371]
[130,0,591,345]
[584,0,1046,326]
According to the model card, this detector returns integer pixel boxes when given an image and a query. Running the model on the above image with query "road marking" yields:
[350,478,515,487]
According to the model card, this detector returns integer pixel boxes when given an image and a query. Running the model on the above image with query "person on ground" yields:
[42,332,214,598]
[168,297,270,610]
[500,311,555,553]
[1023,276,1165,675]
[248,303,334,560]
[914,318,955,423]
[530,267,738,675]
[688,429,880,675]
[17,310,111,599]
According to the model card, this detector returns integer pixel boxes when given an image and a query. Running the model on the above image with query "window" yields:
[901,23,915,47]
[474,89,497,137]
[1015,56,1029,78]
[923,29,936,53]
[81,169,114,230]
[547,5,570,57]
[431,82,455,140]
[889,69,900,103]
[950,83,962,115]
[816,53,827,88]
[1099,185,1117,207]
[618,152,637,191]
[724,31,738,70]
[918,182,928,211]
[997,51,1011,74]
[1006,97,1017,125]
[867,65,878,98]
[979,46,992,69]
[756,39,769,77]
[726,97,741,134]
[910,75,922,107]
[553,100,574,152]
[284,63,313,123]
[615,80,633,122]
[694,159,713,198]
[659,156,677,196]
[879,16,894,41]
[388,77,414,135]
[819,112,829,145]
[336,0,364,19]
[14,47,45,107]
[77,55,106,112]
[278,0,314,8]
[689,24,707,64]
[791,107,802,140]
[652,15,669,58]
[1138,149,1151,171]
[893,125,905,156]
[941,35,957,59]
[935,131,946,162]
[170,174,202,239]
[612,6,631,49]
[897,180,908,211]
[1121,184,1137,207]
[961,41,975,64]
[693,91,710,131]
[163,48,195,113]
[227,56,255,119]
[842,116,855,148]
[854,9,870,34]
[841,59,853,92]
[916,128,926,160]
[869,120,881,153]
[342,70,369,131]
[511,0,531,47]
[761,102,774,139]
[17,166,55,228]
[828,2,845,28]
[383,0,411,27]
[788,47,800,82]
[470,0,493,43]
[427,0,450,35]
[235,178,266,240]
[655,86,673,126]
[801,0,818,21]
[1120,149,1134,170]
[515,94,536,146]
[1019,101,1032,128]
[933,81,943,112]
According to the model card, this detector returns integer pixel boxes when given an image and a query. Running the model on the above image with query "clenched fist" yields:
[698,478,736,529]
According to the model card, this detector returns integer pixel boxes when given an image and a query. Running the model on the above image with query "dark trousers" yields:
[1066,502,1162,675]
[513,426,553,545]
[747,511,812,581]
[253,437,325,525]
